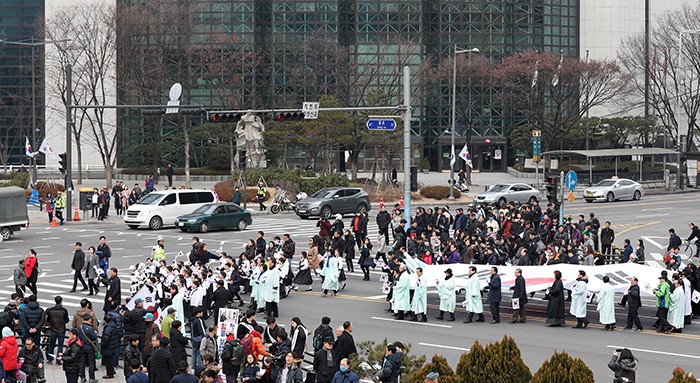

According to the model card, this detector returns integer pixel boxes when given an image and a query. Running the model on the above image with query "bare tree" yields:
[619,3,700,154]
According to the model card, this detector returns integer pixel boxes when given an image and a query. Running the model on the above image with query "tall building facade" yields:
[117,0,579,172]
[0,0,45,168]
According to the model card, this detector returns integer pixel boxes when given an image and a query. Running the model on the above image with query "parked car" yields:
[124,189,216,229]
[295,187,371,219]
[583,178,644,203]
[475,183,542,206]
[176,202,251,233]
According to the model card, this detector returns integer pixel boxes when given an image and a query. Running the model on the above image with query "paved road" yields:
[4,193,700,382]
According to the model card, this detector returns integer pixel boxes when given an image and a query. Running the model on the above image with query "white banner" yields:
[423,263,665,297]
[216,308,240,367]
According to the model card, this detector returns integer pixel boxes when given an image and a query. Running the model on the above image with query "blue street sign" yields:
[532,136,541,157]
[565,170,578,191]
[366,119,397,131]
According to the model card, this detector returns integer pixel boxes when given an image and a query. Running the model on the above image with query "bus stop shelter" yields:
[542,148,680,185]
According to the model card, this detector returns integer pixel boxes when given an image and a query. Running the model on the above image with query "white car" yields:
[124,189,216,229]
[475,183,542,206]
[583,178,644,203]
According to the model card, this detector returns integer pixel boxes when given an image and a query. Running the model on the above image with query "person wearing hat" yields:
[142,313,160,364]
[161,307,177,338]
[424,372,439,383]
[653,274,671,333]
[153,237,166,263]
[570,270,590,329]
[435,268,456,321]
[313,337,338,383]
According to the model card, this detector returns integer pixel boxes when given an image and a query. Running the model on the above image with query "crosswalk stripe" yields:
[0,289,81,308]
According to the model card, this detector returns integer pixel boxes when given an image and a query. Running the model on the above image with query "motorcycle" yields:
[448,179,470,193]
[270,191,307,214]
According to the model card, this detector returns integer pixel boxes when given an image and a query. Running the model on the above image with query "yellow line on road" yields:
[616,221,661,236]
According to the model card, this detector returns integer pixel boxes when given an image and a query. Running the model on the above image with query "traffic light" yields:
[545,175,558,203]
[180,108,205,116]
[208,113,244,123]
[58,152,67,176]
[238,149,247,169]
[273,112,305,121]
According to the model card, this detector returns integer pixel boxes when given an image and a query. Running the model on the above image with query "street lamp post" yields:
[449,45,479,199]
[0,38,71,185]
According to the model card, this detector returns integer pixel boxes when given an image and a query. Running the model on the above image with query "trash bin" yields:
[79,188,94,211]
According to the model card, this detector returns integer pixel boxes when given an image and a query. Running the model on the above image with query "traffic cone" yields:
[73,207,81,222]
[51,216,57,227]
[379,197,385,209]
[400,196,404,208]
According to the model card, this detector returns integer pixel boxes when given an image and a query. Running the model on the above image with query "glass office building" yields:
[117,0,579,171]
[0,0,45,167]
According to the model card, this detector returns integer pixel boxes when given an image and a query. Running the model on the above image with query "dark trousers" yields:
[15,286,24,298]
[73,271,88,291]
[360,265,370,280]
[56,208,64,224]
[601,243,612,255]
[379,229,390,245]
[25,329,40,346]
[66,372,79,383]
[88,278,99,295]
[265,301,279,318]
[626,306,643,330]
[5,369,16,383]
[656,307,670,331]
[345,258,354,273]
[489,301,501,322]
[513,304,526,323]
[47,331,65,362]
[102,355,115,376]
[48,211,53,224]
[168,175,173,187]
[80,349,96,379]
[26,276,37,296]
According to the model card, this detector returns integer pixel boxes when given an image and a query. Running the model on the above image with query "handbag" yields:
[95,343,102,360]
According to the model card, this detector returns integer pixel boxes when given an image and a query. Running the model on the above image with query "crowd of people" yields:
[5,198,700,383]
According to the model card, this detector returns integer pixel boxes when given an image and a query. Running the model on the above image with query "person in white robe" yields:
[391,265,411,320]
[668,278,686,333]
[570,270,591,329]
[410,267,428,322]
[436,268,456,321]
[463,266,485,323]
[596,276,616,330]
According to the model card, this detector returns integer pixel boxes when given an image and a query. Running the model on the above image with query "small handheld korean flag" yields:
[458,144,472,168]
[449,145,456,168]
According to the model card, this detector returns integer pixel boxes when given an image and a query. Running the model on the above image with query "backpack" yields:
[240,335,253,357]
[0,311,12,328]
[312,329,324,352]
[223,340,245,366]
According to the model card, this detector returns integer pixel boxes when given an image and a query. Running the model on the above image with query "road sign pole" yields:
[403,66,412,225]
[559,171,565,223]
[65,64,73,221]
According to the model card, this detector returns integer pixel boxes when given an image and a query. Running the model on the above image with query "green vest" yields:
[55,196,65,209]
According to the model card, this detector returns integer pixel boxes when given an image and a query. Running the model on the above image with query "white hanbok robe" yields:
[438,277,456,313]
[392,272,411,312]
[668,286,685,329]
[320,256,339,291]
[465,274,484,314]
[596,283,615,325]
[411,275,428,314]
[570,279,588,318]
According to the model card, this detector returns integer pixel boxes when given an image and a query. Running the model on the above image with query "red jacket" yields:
[0,335,19,370]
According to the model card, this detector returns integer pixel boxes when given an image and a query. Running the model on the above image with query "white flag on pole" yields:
[38,139,58,162]
[449,145,456,168]
[458,144,472,168]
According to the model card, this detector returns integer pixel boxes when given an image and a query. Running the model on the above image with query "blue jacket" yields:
[331,370,359,383]
[78,323,98,352]
[127,371,149,383]
[241,363,260,383]
[170,373,197,383]
[101,321,120,357]
[622,244,633,263]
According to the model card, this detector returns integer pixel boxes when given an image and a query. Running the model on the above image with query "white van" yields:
[124,190,216,229]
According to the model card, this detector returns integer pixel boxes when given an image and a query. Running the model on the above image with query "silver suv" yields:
[295,187,371,219]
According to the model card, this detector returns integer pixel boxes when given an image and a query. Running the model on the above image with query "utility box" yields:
[410,166,418,192]
[79,188,94,211]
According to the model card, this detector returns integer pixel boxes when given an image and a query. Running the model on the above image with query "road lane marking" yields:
[371,317,453,328]
[635,214,670,218]
[641,236,665,249]
[606,345,700,360]
[419,343,469,351]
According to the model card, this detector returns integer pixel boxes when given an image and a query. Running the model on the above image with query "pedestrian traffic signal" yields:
[239,149,247,169]
[58,152,67,176]
[209,113,244,123]
[545,175,558,203]
[273,112,305,121]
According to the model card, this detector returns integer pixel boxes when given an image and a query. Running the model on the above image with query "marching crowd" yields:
[4,198,700,383]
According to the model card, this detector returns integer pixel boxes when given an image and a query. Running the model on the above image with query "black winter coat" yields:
[487,274,502,303]
[148,346,176,383]
[101,321,120,357]
[18,345,44,373]
[61,339,82,374]
[124,307,147,336]
[20,301,44,331]
[71,250,85,271]
[169,328,189,364]
[378,353,402,383]
[123,343,142,375]
[46,304,69,333]
[104,276,122,313]
[512,275,528,305]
